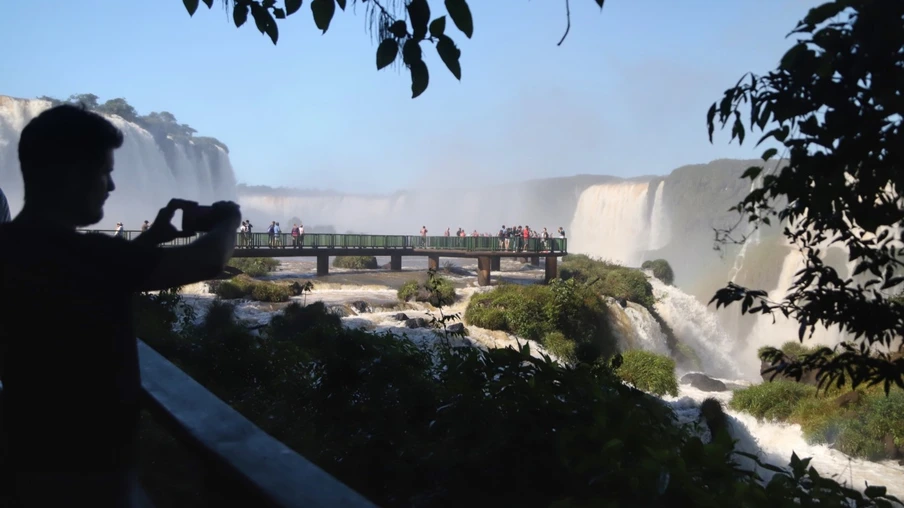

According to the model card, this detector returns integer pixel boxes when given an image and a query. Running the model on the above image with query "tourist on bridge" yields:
[420,225,428,247]
[0,186,10,223]
[273,222,282,247]
[140,220,150,233]
[0,104,242,506]
[268,220,276,247]
[114,221,124,238]
[291,223,301,248]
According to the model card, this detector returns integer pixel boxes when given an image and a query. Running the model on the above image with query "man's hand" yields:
[134,199,198,246]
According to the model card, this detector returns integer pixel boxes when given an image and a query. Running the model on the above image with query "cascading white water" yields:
[648,276,740,379]
[0,96,237,227]
[568,182,653,265]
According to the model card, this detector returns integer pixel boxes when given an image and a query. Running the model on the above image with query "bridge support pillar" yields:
[477,256,492,286]
[491,256,500,271]
[390,254,402,271]
[317,254,329,276]
[427,255,440,271]
[544,256,558,284]
[530,256,540,266]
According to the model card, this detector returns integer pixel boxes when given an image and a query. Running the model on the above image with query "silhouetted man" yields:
[0,104,241,507]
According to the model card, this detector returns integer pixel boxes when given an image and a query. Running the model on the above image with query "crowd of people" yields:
[418,224,567,252]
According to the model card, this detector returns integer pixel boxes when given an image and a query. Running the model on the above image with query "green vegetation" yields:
[182,0,603,99]
[332,256,378,270]
[227,257,280,277]
[708,0,904,392]
[465,279,615,362]
[397,271,456,306]
[641,259,675,285]
[135,288,897,506]
[729,381,904,460]
[211,275,291,302]
[559,254,655,308]
[615,350,680,397]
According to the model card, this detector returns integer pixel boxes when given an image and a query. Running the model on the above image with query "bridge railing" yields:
[137,339,376,507]
[81,230,568,254]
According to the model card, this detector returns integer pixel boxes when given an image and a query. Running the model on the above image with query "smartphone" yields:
[182,203,218,234]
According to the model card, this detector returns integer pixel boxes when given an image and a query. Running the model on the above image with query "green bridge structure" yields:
[87,230,569,286]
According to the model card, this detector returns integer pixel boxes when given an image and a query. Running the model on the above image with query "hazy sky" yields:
[1,0,819,193]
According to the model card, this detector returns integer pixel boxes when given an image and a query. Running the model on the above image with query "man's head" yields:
[19,104,123,227]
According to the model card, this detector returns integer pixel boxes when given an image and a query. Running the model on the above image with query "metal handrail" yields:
[80,230,568,254]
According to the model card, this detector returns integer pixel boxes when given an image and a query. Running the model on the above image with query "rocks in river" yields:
[680,373,727,392]
[349,300,371,314]
[446,323,466,334]
[615,297,627,308]
[328,305,353,318]
[390,312,410,321]
[699,398,730,443]
[405,317,429,329]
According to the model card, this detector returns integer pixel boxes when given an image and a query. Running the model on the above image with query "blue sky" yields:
[1,0,818,193]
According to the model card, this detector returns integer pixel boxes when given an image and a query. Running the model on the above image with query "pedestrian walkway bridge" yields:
[84,230,569,286]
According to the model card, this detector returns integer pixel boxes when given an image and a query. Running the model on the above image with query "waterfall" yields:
[0,96,237,228]
[606,299,671,355]
[568,182,655,265]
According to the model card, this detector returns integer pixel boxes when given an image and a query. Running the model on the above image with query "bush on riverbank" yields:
[615,350,679,397]
[211,275,291,302]
[227,257,279,277]
[559,254,655,308]
[729,380,904,460]
[641,259,675,285]
[397,272,456,306]
[332,256,378,269]
[464,279,616,362]
[133,290,897,507]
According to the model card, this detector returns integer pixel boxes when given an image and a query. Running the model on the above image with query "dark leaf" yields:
[311,0,336,33]
[376,38,399,70]
[402,39,422,65]
[273,7,286,19]
[429,16,446,38]
[336,0,346,10]
[594,0,605,8]
[201,0,213,7]
[407,0,431,40]
[234,3,249,27]
[802,2,849,28]
[410,60,430,98]
[444,0,473,38]
[389,20,408,38]
[285,0,303,16]
[183,0,200,16]
[780,43,808,70]
[761,148,778,161]
[264,12,279,43]
[706,103,717,142]
[436,35,462,80]
[742,166,763,180]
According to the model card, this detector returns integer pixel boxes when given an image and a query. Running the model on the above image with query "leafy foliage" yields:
[182,0,606,98]
[464,279,616,362]
[730,380,904,460]
[614,349,680,397]
[135,288,900,507]
[642,258,676,285]
[332,255,378,269]
[396,270,456,306]
[227,257,280,277]
[211,275,291,302]
[559,254,656,308]
[707,0,904,394]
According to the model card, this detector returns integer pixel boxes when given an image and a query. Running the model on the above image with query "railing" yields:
[81,230,568,254]
[138,339,376,507]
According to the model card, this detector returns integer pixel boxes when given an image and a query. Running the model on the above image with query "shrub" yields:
[397,273,456,307]
[542,331,576,363]
[559,254,655,308]
[641,259,675,285]
[615,350,679,397]
[212,275,290,303]
[730,381,816,421]
[464,279,616,361]
[333,256,379,269]
[227,257,280,277]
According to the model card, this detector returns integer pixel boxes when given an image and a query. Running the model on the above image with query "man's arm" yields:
[139,218,239,292]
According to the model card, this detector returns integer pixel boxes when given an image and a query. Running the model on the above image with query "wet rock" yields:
[390,312,409,321]
[680,373,727,392]
[329,305,353,318]
[699,398,730,444]
[349,300,371,314]
[447,323,466,334]
[288,281,303,296]
[616,297,627,308]
[833,390,864,408]
[883,434,900,459]
[405,317,429,329]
